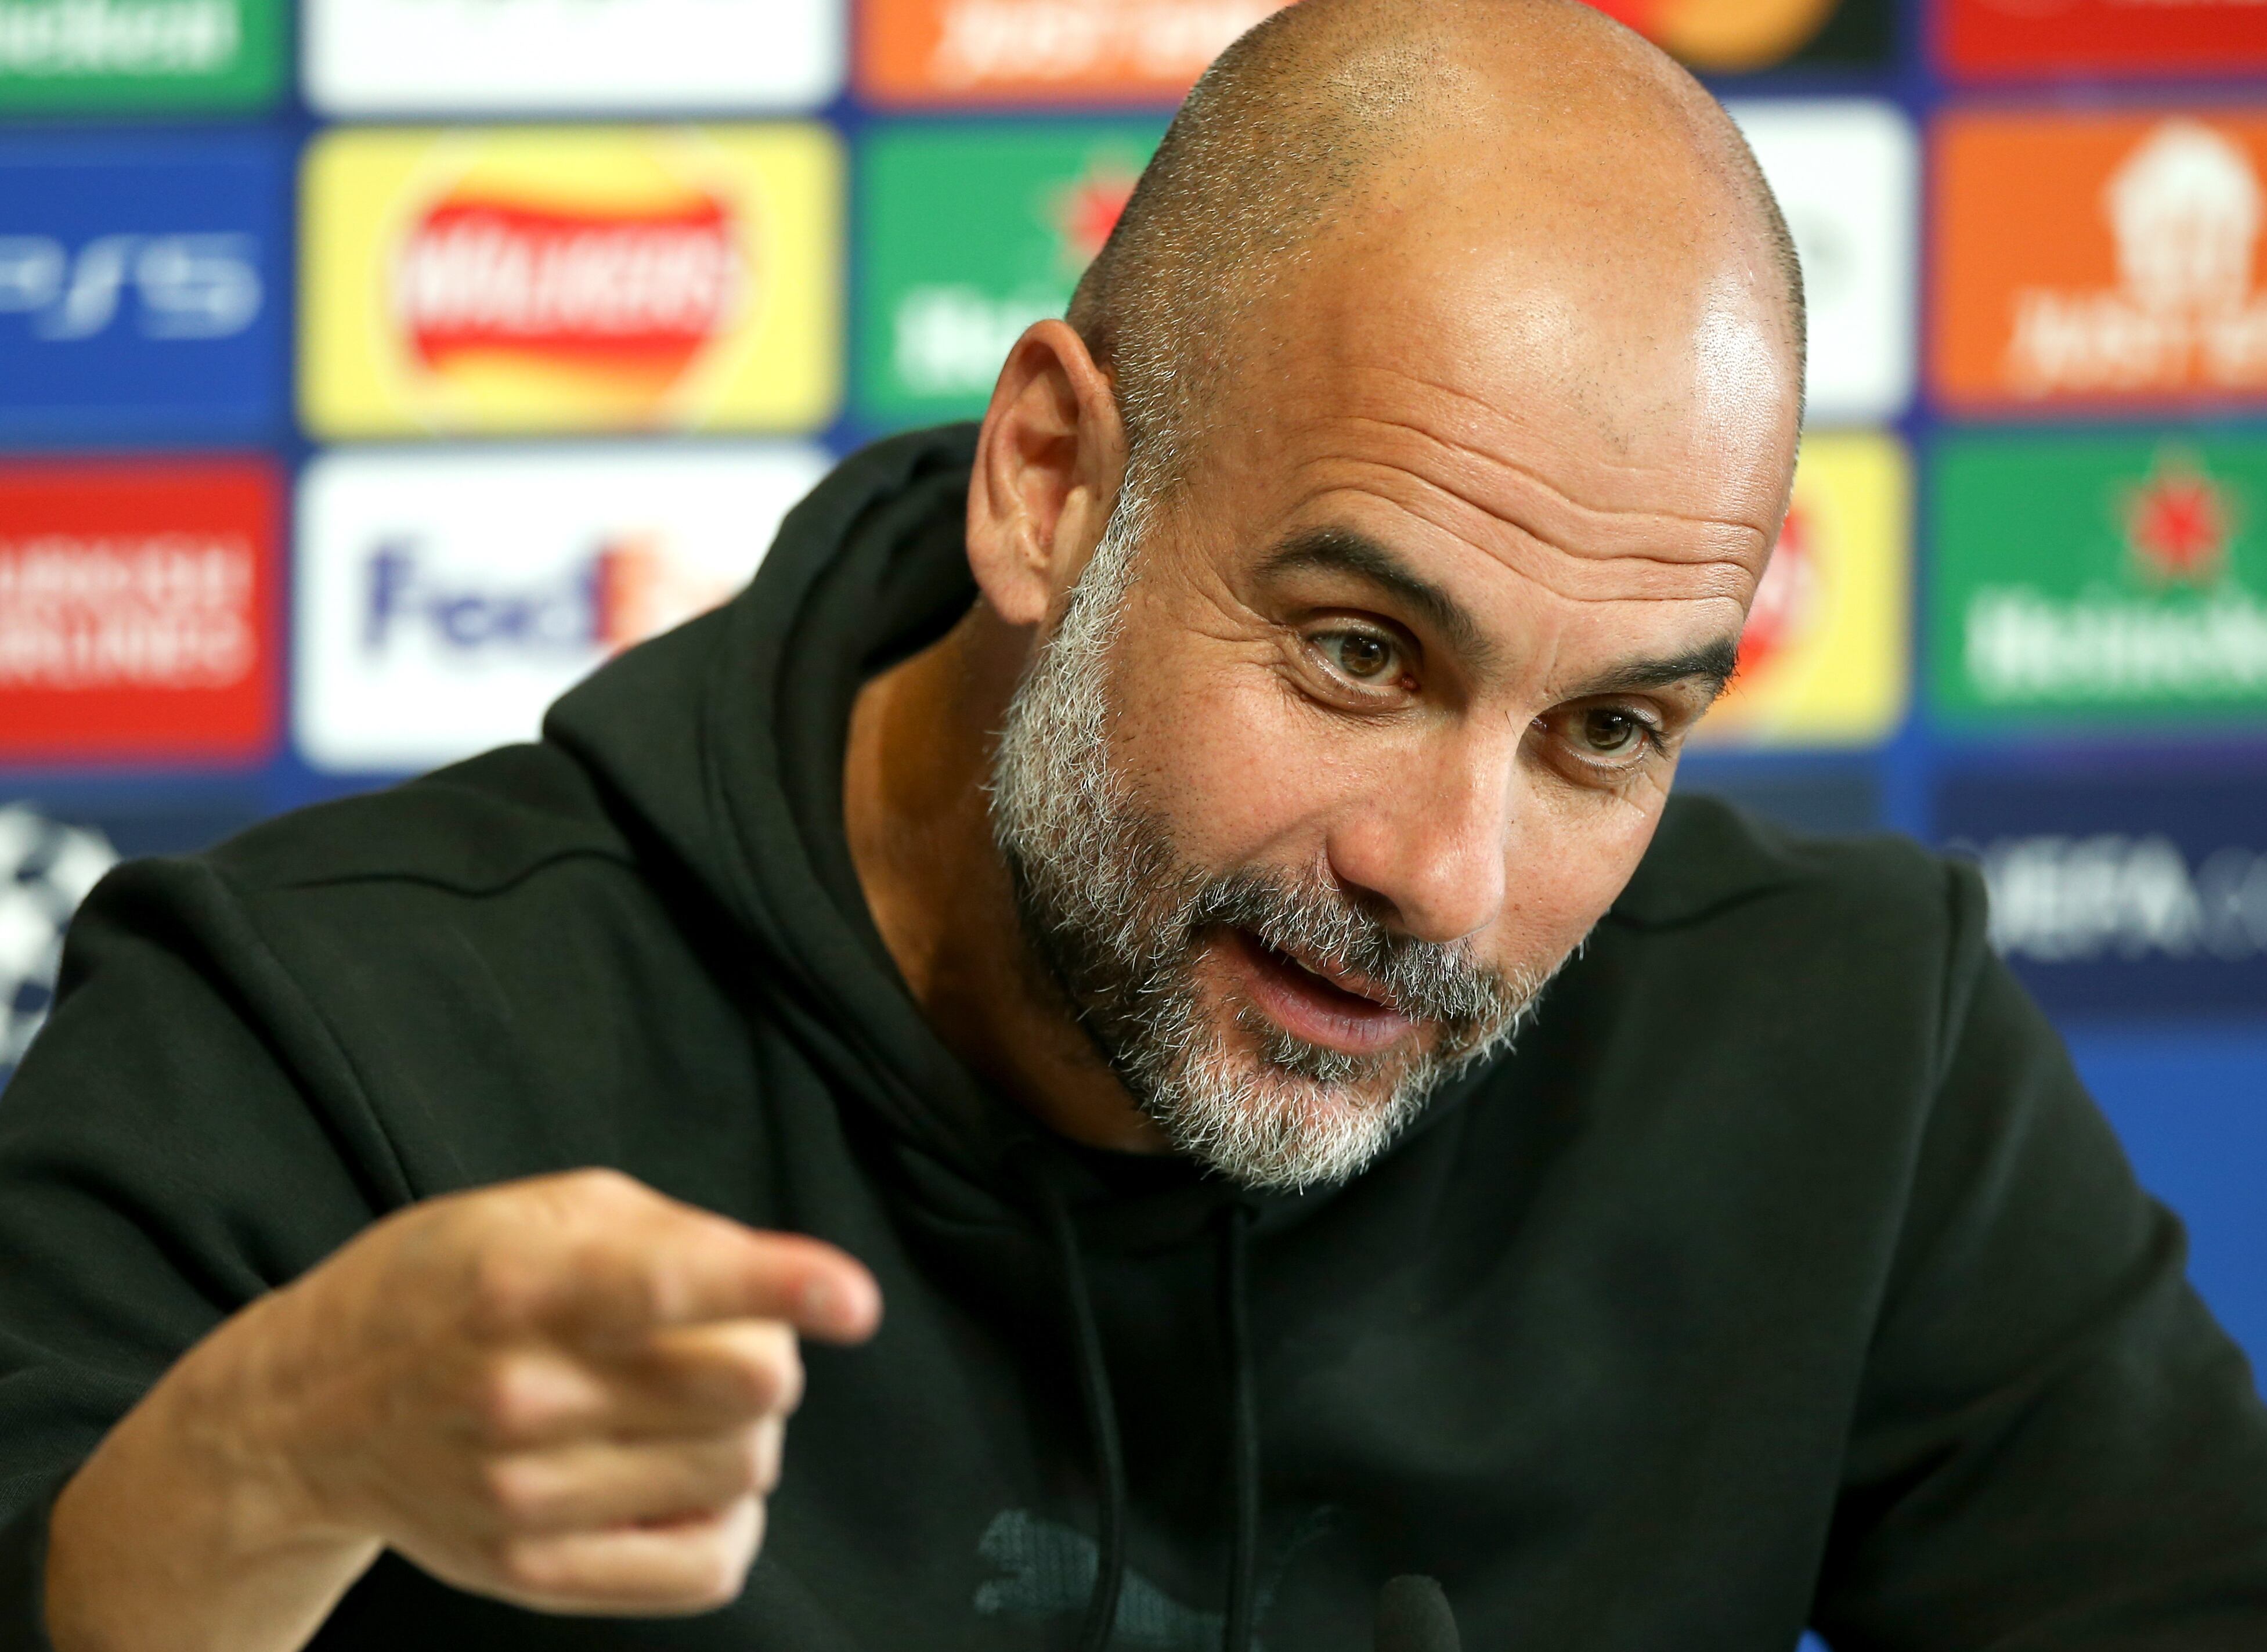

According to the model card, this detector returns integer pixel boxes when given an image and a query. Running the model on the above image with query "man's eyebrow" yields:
[1561,637,1742,703]
[1256,526,1500,671]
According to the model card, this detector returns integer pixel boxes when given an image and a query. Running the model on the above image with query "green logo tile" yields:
[1930,433,2267,726]
[857,121,1164,428]
[0,0,283,113]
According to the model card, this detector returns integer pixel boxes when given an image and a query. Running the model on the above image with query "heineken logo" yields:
[862,127,1164,421]
[1936,435,2267,719]
[2122,449,2234,587]
[1051,162,1136,267]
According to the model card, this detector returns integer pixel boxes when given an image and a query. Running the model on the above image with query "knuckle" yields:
[467,1250,544,1338]
[469,1356,545,1445]
[738,1335,803,1414]
[559,1166,641,1209]
[476,1455,546,1524]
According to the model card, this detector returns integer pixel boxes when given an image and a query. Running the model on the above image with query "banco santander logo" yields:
[301,127,839,437]
[1937,0,2267,80]
[295,446,829,770]
[1936,112,2267,410]
[0,133,287,439]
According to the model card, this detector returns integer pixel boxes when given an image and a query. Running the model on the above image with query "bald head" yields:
[1068,0,1806,489]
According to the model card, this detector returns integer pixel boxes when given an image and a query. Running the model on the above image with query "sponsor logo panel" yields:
[1936,771,2267,1019]
[0,0,281,110]
[0,799,257,1085]
[0,457,279,763]
[1691,432,1909,748]
[304,0,840,117]
[858,121,1161,427]
[1681,766,1886,836]
[1728,100,1915,425]
[0,134,288,441]
[301,125,840,438]
[294,445,830,771]
[1930,433,2267,726]
[1934,111,2267,412]
[1937,0,2267,81]
[857,0,1281,106]
[1588,0,1889,72]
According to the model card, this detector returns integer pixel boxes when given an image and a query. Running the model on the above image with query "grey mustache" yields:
[1188,870,1518,1034]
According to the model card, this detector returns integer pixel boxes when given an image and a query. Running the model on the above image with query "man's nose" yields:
[1323,735,1516,947]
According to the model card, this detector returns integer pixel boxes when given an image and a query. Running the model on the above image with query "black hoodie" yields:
[3,426,2266,1652]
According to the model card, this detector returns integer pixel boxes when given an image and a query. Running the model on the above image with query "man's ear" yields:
[966,319,1128,630]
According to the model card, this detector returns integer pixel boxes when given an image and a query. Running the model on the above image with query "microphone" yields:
[1376,1574,1461,1652]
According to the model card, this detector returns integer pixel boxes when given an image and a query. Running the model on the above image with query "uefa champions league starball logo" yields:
[0,806,117,1076]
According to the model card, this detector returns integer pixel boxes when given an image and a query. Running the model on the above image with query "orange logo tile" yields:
[1934,110,2267,411]
[857,0,1287,106]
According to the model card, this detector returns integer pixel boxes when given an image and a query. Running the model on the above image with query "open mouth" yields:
[1220,926,1416,1057]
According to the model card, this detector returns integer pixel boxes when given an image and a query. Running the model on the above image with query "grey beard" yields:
[986,476,1562,1193]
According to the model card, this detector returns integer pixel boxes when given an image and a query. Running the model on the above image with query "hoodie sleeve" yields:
[0,859,394,1648]
[1812,867,2267,1648]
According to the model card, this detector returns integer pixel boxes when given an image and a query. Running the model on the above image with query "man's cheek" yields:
[1119,664,1346,860]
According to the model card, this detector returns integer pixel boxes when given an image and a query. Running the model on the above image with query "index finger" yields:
[539,1203,882,1350]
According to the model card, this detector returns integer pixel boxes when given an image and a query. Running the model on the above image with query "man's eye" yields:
[1574,707,1654,758]
[1317,630,1400,681]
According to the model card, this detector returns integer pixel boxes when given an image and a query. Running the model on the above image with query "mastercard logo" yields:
[302,126,839,438]
[1695,432,1908,748]
[1590,0,1840,72]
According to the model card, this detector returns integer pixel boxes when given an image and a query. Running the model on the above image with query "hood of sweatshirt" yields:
[542,423,1532,1256]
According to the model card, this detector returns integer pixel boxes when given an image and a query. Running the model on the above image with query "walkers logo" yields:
[301,127,840,438]
[1692,433,1908,748]
[1728,99,1915,424]
[0,134,287,441]
[1936,773,2267,1019]
[1935,113,2267,410]
[0,459,278,764]
[1937,0,2267,81]
[0,0,280,110]
[1930,434,2267,726]
[305,0,839,116]
[858,0,1280,106]
[858,123,1161,425]
[294,446,829,770]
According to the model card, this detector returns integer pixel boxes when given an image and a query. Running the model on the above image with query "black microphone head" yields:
[1376,1574,1460,1652]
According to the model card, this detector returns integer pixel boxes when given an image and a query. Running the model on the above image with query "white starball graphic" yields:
[0,806,119,1077]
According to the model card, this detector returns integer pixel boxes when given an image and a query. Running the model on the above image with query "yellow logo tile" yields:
[301,125,840,437]
[1693,432,1910,748]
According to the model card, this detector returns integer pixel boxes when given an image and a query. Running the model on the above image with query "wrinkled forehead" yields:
[1176,218,1799,607]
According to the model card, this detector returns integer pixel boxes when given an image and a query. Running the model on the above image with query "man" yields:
[7,1,2267,1647]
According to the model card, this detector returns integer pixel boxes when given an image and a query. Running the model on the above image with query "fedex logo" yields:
[0,233,261,342]
[295,446,828,773]
[0,134,287,441]
[364,542,609,655]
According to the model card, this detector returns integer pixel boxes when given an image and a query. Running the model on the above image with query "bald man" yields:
[9,3,2267,1650]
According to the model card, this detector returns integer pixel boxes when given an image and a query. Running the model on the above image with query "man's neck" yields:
[842,605,1170,1155]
